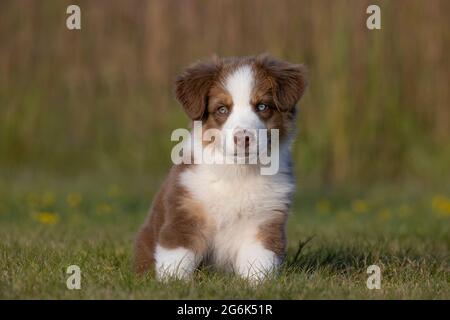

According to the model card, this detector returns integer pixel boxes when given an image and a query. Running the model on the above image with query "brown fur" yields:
[133,164,214,274]
[257,214,287,258]
[174,59,222,120]
[254,55,307,113]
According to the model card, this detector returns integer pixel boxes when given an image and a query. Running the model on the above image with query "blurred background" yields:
[0,0,449,189]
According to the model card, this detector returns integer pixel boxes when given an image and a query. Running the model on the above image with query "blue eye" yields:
[257,103,268,112]
[218,106,228,114]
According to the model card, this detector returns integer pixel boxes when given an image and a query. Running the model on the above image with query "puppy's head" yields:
[175,55,307,158]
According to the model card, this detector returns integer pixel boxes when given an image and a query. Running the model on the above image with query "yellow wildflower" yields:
[377,209,391,222]
[66,193,82,208]
[432,195,450,217]
[96,203,112,215]
[351,199,368,214]
[34,212,59,225]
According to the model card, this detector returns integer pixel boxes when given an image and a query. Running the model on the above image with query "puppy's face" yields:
[175,56,307,158]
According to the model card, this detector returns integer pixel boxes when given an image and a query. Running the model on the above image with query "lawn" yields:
[0,174,449,299]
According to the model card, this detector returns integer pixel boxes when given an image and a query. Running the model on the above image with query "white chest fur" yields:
[179,163,294,269]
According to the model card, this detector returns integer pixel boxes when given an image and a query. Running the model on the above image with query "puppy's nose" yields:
[233,128,256,147]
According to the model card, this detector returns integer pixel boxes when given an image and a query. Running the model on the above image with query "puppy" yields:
[134,55,307,282]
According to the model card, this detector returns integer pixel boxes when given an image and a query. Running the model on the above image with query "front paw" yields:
[235,245,280,284]
[155,245,198,281]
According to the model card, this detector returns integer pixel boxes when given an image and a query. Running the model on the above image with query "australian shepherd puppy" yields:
[134,55,307,282]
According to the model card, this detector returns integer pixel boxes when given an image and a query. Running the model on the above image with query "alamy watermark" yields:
[66,5,81,30]
[66,265,81,290]
[366,265,381,289]
[170,121,280,175]
[366,5,381,30]
[65,4,381,31]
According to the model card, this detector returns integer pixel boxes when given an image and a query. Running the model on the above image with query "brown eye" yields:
[256,103,268,112]
[217,106,229,114]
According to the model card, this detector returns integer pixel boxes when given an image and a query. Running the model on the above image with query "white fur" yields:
[235,241,280,282]
[223,65,254,113]
[179,163,293,274]
[155,245,198,280]
[222,66,266,156]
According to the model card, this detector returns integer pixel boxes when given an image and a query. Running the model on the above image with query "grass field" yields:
[1,174,449,299]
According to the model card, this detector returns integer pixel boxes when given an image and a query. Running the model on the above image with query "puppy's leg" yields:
[234,215,286,283]
[155,210,212,281]
[154,244,200,280]
[234,241,280,283]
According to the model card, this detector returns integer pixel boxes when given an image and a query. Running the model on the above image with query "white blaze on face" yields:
[222,66,265,156]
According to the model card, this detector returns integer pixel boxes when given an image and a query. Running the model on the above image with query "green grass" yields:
[0,176,449,299]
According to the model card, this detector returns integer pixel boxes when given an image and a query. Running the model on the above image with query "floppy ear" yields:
[174,59,221,120]
[255,55,307,112]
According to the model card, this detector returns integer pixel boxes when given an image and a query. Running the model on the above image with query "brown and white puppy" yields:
[134,55,307,282]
